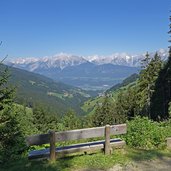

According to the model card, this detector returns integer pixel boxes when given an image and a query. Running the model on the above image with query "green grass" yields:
[2,148,171,171]
[81,84,130,115]
[47,92,65,100]
[81,96,103,114]
[126,148,171,161]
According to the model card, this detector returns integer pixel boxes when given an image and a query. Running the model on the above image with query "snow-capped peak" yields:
[10,57,39,64]
[9,53,88,70]
[7,49,169,71]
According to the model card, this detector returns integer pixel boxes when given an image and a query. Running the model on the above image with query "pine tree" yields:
[150,14,171,120]
[62,109,81,130]
[115,87,137,121]
[141,52,151,69]
[92,95,114,126]
[137,53,162,118]
[0,63,24,162]
[32,105,59,133]
[0,64,14,110]
[169,14,171,57]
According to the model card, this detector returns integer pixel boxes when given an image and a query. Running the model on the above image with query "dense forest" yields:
[1,14,171,169]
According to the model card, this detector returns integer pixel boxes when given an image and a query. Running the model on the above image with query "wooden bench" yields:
[26,124,127,161]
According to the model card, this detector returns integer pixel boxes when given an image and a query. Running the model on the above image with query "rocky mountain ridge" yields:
[8,49,168,71]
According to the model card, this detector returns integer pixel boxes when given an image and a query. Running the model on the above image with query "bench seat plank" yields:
[28,138,125,159]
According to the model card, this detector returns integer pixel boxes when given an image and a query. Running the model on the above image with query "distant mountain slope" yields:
[82,73,139,115]
[8,60,139,90]
[2,65,92,115]
[34,62,139,90]
[7,49,167,90]
[106,73,139,93]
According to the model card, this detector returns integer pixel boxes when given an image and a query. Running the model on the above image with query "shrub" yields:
[0,107,26,163]
[124,116,167,149]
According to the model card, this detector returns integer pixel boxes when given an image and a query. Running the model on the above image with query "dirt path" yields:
[78,157,171,171]
[108,157,171,171]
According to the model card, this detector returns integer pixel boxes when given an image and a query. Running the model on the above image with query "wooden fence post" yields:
[49,130,56,161]
[105,125,110,155]
[166,137,171,149]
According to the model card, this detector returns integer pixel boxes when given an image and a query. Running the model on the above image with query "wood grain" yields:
[49,130,56,161]
[26,124,127,146]
[105,125,110,155]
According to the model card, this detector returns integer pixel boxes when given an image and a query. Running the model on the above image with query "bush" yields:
[124,116,167,149]
[0,107,26,163]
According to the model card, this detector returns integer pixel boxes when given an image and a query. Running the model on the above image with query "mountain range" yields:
[7,49,168,90]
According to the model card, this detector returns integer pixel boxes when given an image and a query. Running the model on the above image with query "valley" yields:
[7,49,168,90]
[5,65,94,115]
[81,73,138,115]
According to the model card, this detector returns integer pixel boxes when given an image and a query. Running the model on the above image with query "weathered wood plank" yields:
[57,140,126,156]
[28,139,125,159]
[110,124,127,135]
[49,130,56,161]
[105,125,110,155]
[166,137,171,149]
[55,124,127,142]
[55,126,104,142]
[26,133,49,146]
[26,124,127,146]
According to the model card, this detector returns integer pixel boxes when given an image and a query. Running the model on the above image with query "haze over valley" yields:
[7,49,168,90]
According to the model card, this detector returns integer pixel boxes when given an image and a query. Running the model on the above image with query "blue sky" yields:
[0,0,171,59]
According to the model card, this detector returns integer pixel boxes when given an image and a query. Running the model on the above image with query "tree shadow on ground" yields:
[1,152,100,171]
[3,149,171,171]
[126,148,171,161]
[1,156,74,171]
[124,149,171,171]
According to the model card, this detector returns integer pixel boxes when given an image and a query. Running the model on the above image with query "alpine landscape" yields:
[1,0,171,171]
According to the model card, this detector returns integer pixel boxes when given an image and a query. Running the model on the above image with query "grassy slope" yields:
[106,73,139,93]
[81,73,139,115]
[2,148,171,171]
[6,65,92,115]
[81,81,137,115]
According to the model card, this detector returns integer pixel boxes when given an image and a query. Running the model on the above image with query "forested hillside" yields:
[90,52,164,126]
[5,65,93,115]
[82,73,139,116]
[82,49,171,125]
[0,63,87,162]
[106,73,139,93]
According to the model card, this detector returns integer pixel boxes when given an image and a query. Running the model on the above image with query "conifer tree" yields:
[115,87,137,121]
[62,109,81,130]
[0,62,24,162]
[141,52,151,69]
[32,105,59,133]
[0,64,14,110]
[150,14,171,120]
[137,52,162,118]
[92,95,113,126]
